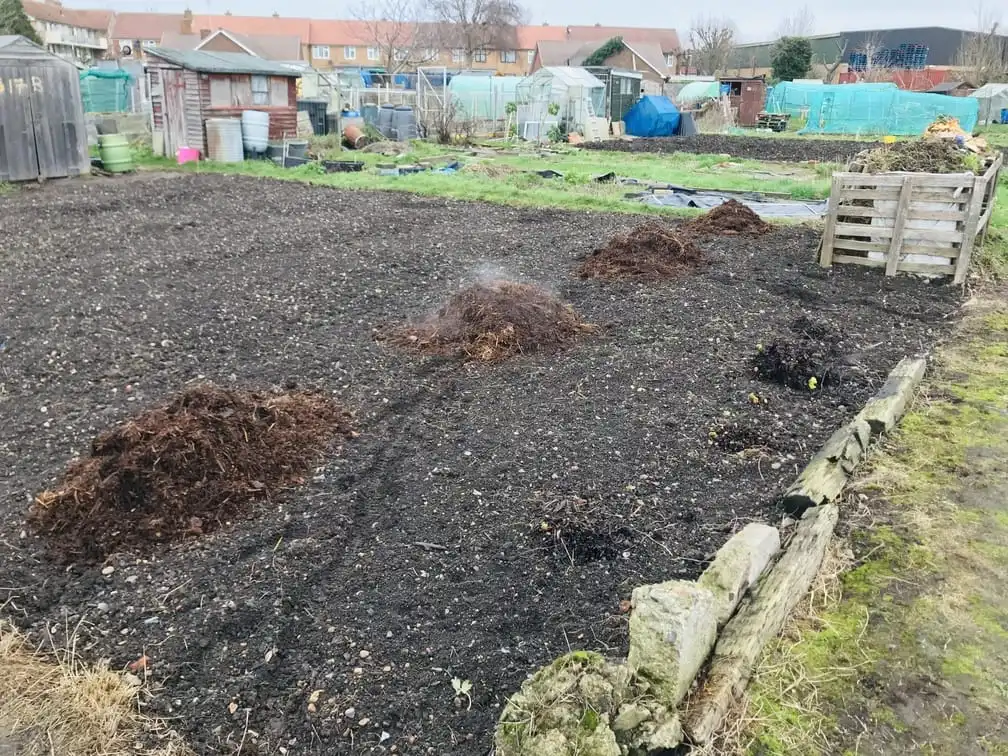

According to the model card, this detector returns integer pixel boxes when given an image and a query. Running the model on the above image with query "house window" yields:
[367,46,379,61]
[665,53,675,66]
[500,50,516,64]
[311,45,330,59]
[527,49,535,64]
[251,75,269,105]
[424,48,439,61]
[142,39,157,49]
[344,46,356,60]
[473,48,487,63]
[451,48,464,63]
[393,47,408,62]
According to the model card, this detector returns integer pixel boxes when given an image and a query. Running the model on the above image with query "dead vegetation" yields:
[579,221,705,280]
[0,621,192,756]
[854,138,981,174]
[28,384,355,561]
[381,280,594,361]
[682,199,772,236]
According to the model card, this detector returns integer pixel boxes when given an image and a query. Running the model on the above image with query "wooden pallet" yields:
[819,154,1002,283]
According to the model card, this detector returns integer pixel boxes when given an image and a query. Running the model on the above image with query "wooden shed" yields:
[719,76,767,127]
[145,47,300,158]
[0,35,89,182]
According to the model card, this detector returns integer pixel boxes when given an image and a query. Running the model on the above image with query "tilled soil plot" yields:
[0,174,958,755]
[583,134,880,163]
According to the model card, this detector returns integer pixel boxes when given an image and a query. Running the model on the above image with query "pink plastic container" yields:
[176,147,200,164]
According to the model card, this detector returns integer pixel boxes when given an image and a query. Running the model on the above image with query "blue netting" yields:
[765,82,897,119]
[799,87,979,136]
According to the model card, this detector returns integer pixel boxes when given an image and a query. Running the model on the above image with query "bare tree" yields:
[776,6,816,38]
[424,0,527,67]
[956,7,1008,85]
[688,16,736,76]
[819,38,849,83]
[351,0,439,76]
[853,31,888,79]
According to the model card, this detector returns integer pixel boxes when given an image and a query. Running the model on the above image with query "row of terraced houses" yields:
[20,0,682,80]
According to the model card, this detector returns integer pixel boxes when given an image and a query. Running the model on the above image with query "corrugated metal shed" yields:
[146,47,301,76]
[0,36,90,182]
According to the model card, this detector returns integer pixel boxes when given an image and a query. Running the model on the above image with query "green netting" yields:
[80,69,132,113]
[765,81,897,119]
[799,87,979,136]
[448,75,522,120]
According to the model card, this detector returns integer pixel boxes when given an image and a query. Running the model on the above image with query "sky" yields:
[64,0,995,43]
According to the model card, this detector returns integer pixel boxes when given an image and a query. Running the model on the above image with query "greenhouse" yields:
[448,74,522,121]
[973,82,1008,124]
[765,81,897,120]
[79,68,134,113]
[798,85,978,136]
[515,66,605,141]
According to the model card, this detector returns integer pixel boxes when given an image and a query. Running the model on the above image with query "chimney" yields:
[181,8,193,35]
[199,28,211,39]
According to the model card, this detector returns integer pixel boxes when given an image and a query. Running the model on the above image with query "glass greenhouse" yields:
[515,66,605,141]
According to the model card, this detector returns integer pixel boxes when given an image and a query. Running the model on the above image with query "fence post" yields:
[885,175,914,277]
[955,173,988,284]
[819,174,842,268]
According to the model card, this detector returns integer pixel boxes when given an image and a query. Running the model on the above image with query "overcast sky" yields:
[67,0,994,43]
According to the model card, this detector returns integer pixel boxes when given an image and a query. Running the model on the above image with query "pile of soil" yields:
[581,135,880,163]
[682,199,772,236]
[383,280,593,361]
[855,139,981,174]
[28,385,355,560]
[752,316,845,391]
[579,221,704,280]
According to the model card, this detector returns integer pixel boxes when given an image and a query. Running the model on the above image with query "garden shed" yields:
[0,35,89,182]
[145,47,301,158]
[973,82,1008,124]
[515,66,605,141]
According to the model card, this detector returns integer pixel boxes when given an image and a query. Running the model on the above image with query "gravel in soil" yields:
[578,220,704,280]
[582,134,880,163]
[0,174,959,755]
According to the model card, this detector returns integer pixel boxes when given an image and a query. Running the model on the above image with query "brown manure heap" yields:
[384,280,593,361]
[29,384,355,560]
[682,199,772,236]
[578,220,704,280]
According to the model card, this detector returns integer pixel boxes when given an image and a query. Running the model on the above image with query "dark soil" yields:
[753,315,847,390]
[0,174,959,755]
[28,384,355,561]
[681,199,772,236]
[380,280,593,361]
[582,134,880,163]
[578,220,704,280]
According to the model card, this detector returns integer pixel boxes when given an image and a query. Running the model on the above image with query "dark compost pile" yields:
[29,384,355,560]
[752,316,846,391]
[682,199,772,236]
[854,138,982,174]
[579,221,704,280]
[382,280,594,361]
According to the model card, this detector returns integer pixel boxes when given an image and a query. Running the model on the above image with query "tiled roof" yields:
[110,12,180,41]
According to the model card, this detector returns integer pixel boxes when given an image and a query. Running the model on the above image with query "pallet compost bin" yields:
[819,154,1002,283]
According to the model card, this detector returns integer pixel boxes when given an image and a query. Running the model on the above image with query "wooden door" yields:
[162,69,188,157]
[28,65,87,179]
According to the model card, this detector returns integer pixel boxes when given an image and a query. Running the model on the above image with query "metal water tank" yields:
[377,104,396,137]
[241,111,270,154]
[205,118,244,163]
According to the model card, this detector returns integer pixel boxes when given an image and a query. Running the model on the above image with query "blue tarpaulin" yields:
[623,95,681,137]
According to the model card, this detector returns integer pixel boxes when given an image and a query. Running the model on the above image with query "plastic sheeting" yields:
[798,86,978,136]
[638,188,828,217]
[765,81,896,119]
[448,74,522,120]
[973,82,1008,123]
[674,80,720,105]
[623,95,680,137]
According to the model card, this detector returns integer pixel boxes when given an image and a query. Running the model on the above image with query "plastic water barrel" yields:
[391,106,417,141]
[98,134,133,173]
[241,111,270,154]
[1001,107,1008,124]
[377,104,396,137]
[362,103,379,127]
[205,118,244,163]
